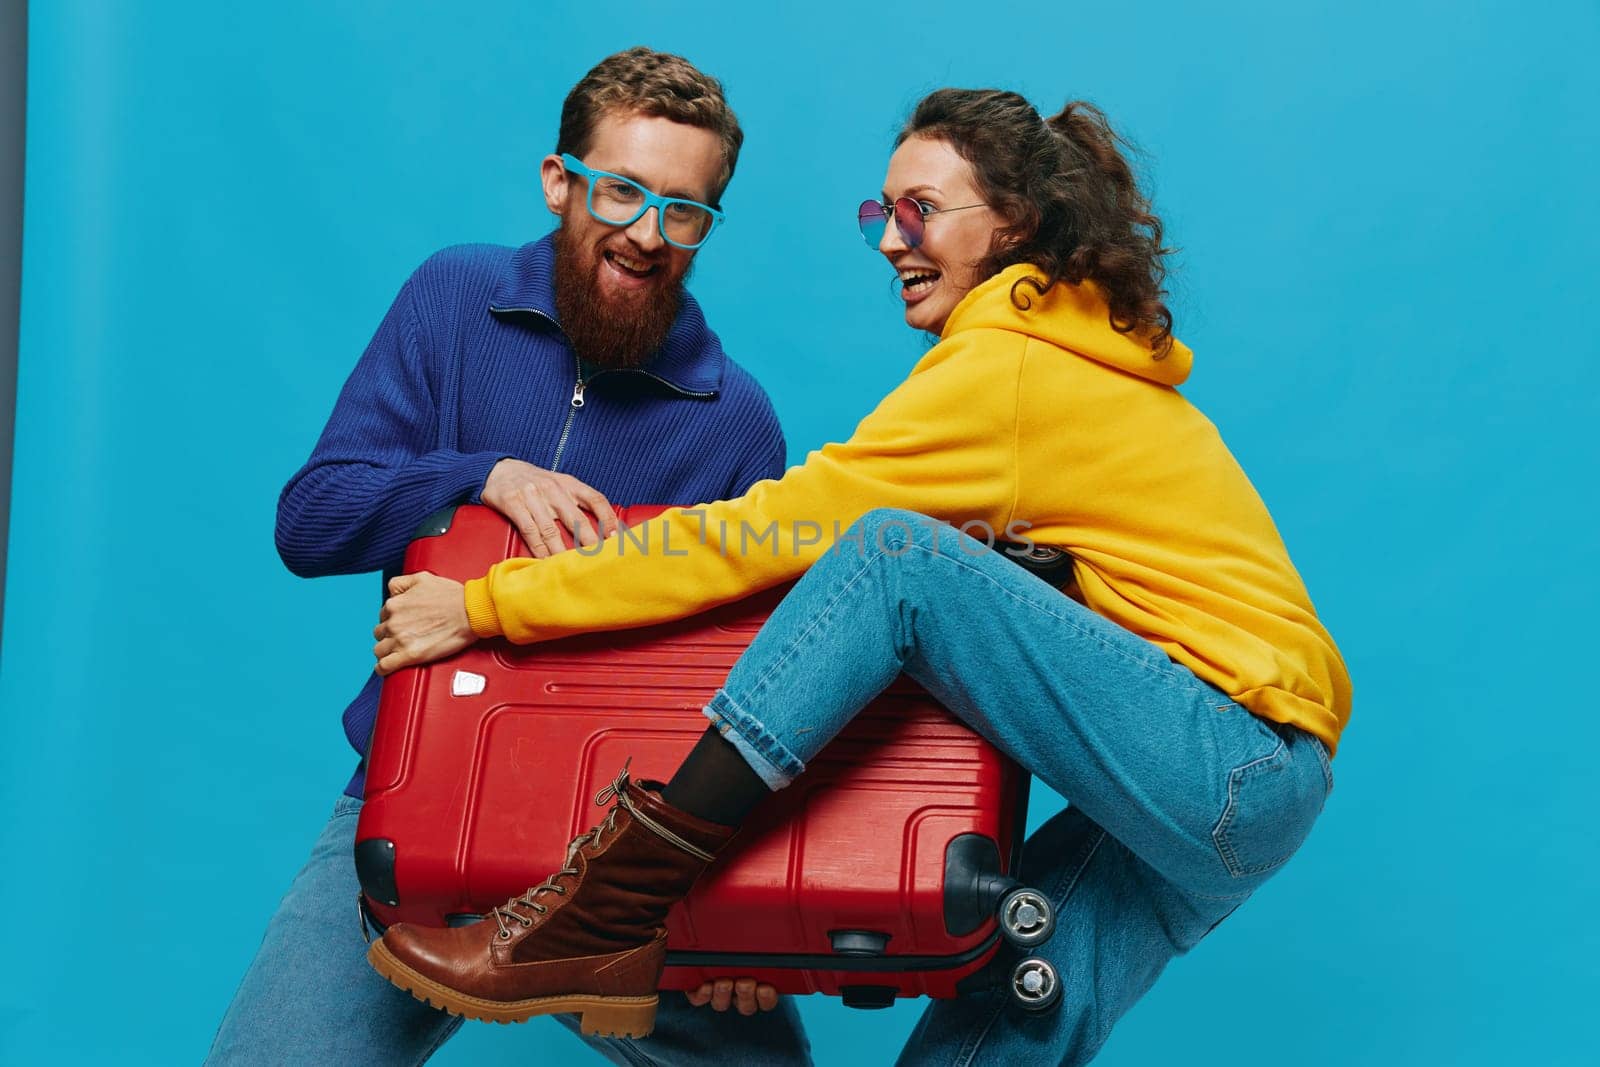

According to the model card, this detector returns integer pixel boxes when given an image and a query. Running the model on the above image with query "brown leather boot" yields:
[366,764,735,1037]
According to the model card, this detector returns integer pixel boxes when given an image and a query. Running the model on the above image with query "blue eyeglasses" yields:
[561,154,725,250]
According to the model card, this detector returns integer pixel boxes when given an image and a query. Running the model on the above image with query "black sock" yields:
[662,726,773,826]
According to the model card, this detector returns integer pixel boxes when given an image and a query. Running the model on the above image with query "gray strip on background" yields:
[0,1,24,651]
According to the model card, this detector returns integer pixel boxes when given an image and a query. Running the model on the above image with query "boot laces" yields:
[600,761,717,863]
[489,762,635,939]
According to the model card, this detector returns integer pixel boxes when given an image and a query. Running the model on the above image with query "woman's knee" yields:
[846,509,977,560]
[833,509,931,566]
[849,508,931,542]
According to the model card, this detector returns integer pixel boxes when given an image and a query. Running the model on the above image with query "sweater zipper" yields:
[490,306,588,473]
[550,354,586,473]
[636,370,714,399]
[488,304,717,459]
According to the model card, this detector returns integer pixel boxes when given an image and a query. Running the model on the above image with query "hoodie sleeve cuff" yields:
[464,576,503,638]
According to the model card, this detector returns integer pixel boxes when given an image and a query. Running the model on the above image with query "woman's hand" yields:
[373,572,475,675]
[685,978,780,1015]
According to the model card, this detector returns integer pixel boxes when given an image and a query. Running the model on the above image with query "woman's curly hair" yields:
[899,89,1175,353]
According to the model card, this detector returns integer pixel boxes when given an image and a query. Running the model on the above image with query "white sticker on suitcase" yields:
[450,670,486,697]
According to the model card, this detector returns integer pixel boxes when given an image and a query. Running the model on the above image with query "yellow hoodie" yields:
[465,264,1352,753]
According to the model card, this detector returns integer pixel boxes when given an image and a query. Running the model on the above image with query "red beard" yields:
[551,226,686,370]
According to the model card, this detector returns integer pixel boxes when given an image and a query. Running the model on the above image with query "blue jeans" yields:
[205,794,814,1066]
[704,509,1333,1065]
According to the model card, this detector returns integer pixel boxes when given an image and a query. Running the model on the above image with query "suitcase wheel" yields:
[1009,957,1061,1011]
[997,886,1055,948]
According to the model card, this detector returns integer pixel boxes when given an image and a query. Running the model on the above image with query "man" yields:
[207,47,809,1065]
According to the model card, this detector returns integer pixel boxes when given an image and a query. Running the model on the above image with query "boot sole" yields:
[366,940,658,1037]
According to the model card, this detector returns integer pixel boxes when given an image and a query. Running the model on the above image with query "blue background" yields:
[3,1,1596,1063]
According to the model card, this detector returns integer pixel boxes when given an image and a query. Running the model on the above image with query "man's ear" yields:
[539,155,569,216]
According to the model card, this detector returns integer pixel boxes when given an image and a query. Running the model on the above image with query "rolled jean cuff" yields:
[703,689,806,791]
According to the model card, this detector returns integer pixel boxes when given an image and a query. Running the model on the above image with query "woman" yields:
[367,89,1350,1062]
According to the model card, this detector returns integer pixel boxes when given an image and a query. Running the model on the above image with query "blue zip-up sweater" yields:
[275,235,788,796]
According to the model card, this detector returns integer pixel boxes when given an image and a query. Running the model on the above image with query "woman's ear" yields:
[539,156,569,216]
[987,205,1029,254]
[988,223,1024,256]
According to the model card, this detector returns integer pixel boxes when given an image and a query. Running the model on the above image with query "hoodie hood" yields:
[941,263,1192,387]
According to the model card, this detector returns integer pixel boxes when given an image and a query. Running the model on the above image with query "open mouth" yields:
[605,249,659,279]
[898,267,940,295]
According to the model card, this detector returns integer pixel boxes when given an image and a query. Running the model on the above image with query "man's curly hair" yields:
[557,47,744,204]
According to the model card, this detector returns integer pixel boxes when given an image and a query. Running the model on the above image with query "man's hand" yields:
[373,572,475,675]
[481,459,620,558]
[685,978,780,1015]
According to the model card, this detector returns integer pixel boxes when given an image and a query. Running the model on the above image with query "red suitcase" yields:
[356,505,1060,1009]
